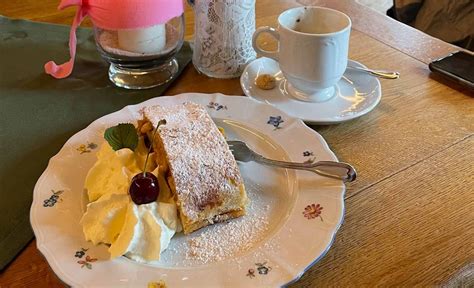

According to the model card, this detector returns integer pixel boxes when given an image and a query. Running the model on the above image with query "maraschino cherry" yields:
[129,119,166,205]
[129,172,159,205]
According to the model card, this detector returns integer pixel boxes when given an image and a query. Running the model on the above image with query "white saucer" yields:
[241,57,382,125]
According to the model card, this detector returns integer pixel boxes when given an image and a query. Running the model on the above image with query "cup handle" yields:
[252,26,280,61]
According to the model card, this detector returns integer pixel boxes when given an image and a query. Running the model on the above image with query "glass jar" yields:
[190,0,257,78]
[94,14,185,89]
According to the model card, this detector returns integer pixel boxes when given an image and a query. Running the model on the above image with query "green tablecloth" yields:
[0,16,192,270]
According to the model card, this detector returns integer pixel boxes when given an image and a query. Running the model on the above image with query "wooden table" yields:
[1,0,473,286]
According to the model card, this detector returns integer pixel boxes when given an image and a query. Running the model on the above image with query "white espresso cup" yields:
[252,6,351,102]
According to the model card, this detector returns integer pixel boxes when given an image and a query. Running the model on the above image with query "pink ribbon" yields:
[45,0,184,78]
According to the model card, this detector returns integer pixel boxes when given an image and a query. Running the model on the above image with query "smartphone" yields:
[429,51,474,90]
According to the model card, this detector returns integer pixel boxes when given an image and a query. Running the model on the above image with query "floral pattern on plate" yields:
[267,116,284,129]
[303,204,324,221]
[76,142,98,154]
[207,101,227,111]
[247,262,272,278]
[43,190,64,207]
[75,248,98,270]
[303,150,316,163]
[75,248,88,258]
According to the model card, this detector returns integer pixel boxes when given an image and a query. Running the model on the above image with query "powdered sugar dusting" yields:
[126,110,293,267]
[144,103,245,223]
[184,189,269,263]
[161,182,273,266]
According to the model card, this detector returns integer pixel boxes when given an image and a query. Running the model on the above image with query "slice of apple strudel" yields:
[140,102,248,234]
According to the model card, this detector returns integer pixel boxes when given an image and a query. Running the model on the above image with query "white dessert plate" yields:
[30,93,345,287]
[241,57,382,125]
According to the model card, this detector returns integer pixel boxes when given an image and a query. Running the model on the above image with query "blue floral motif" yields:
[267,116,284,129]
[75,248,97,269]
[87,142,98,150]
[303,150,316,163]
[207,102,227,111]
[75,248,88,258]
[43,190,64,207]
[77,142,97,154]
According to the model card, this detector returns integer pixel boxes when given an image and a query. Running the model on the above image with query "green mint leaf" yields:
[104,123,138,151]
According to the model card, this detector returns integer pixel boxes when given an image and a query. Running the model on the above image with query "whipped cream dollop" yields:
[108,201,178,262]
[84,138,151,202]
[81,138,181,262]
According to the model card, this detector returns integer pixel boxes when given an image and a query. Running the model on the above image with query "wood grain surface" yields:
[292,136,474,287]
[298,0,465,64]
[1,0,473,287]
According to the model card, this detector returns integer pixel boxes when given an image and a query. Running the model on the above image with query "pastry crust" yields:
[142,103,247,234]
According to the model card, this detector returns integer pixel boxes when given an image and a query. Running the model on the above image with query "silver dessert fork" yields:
[228,140,356,182]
